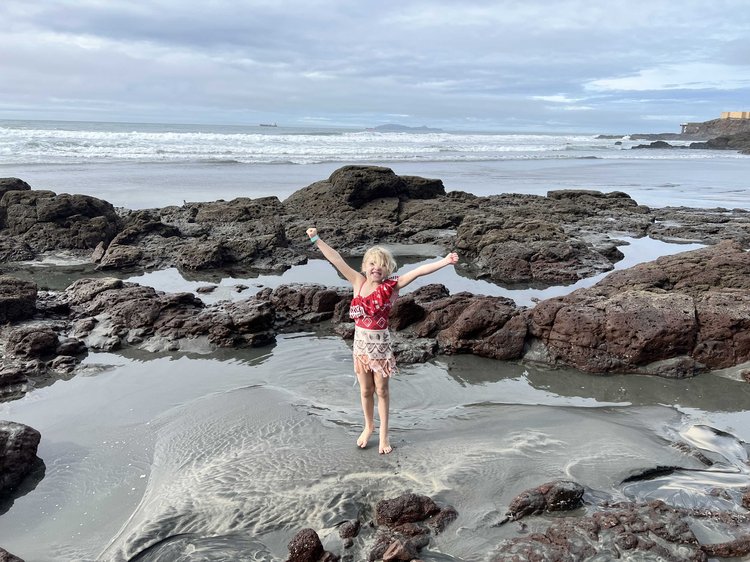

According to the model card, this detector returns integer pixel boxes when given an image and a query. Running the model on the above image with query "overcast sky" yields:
[2,0,750,133]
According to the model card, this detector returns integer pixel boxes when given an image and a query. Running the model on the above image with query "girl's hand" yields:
[306,227,318,239]
[445,252,459,265]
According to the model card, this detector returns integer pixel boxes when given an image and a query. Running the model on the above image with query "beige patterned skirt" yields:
[353,326,397,378]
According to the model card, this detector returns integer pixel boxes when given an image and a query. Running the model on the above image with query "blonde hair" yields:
[361,246,397,278]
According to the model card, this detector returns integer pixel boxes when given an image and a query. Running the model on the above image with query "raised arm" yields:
[396,252,459,289]
[306,227,362,286]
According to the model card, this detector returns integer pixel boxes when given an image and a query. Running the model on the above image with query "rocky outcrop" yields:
[61,278,355,355]
[0,189,120,254]
[689,131,750,155]
[388,285,527,362]
[1,238,747,400]
[632,133,750,155]
[0,421,41,497]
[2,169,748,290]
[527,240,750,376]
[97,197,303,273]
[282,165,451,252]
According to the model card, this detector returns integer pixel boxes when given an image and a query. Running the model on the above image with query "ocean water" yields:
[1,120,750,561]
[1,119,749,209]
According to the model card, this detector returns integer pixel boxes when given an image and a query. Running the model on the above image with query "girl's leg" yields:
[354,359,375,448]
[373,373,392,454]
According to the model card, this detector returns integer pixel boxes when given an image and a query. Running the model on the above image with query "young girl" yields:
[306,227,459,454]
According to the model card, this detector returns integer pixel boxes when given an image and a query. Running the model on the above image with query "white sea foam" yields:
[0,120,745,165]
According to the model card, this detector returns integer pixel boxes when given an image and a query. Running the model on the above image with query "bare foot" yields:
[379,438,393,454]
[357,428,373,449]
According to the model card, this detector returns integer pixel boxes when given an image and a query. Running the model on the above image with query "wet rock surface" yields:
[493,499,750,562]
[285,528,335,562]
[0,421,41,497]
[505,480,585,522]
[0,189,120,255]
[527,240,750,376]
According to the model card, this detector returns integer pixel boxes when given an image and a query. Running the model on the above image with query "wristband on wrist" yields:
[309,235,320,244]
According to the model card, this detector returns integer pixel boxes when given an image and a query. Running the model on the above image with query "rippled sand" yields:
[1,334,749,561]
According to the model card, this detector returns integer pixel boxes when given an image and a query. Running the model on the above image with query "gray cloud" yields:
[1,0,749,132]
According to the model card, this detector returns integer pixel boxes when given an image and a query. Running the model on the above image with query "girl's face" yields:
[365,259,385,282]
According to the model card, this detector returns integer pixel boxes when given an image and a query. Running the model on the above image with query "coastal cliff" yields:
[622,115,750,156]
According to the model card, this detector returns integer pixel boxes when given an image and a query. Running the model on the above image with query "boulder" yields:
[0,421,41,496]
[376,493,441,527]
[506,480,585,521]
[284,528,337,562]
[0,190,120,253]
[6,326,59,359]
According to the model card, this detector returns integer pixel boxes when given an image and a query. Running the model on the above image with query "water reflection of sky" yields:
[127,236,705,307]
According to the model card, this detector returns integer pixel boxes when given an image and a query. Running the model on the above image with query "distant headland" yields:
[599,112,750,155]
[367,123,443,133]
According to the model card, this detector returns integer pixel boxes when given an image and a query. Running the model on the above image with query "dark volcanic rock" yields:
[338,519,360,539]
[6,326,59,358]
[492,497,750,562]
[99,197,302,273]
[632,140,675,149]
[283,165,452,252]
[0,365,27,400]
[506,480,585,521]
[369,493,458,561]
[285,165,445,212]
[376,493,441,527]
[285,528,323,562]
[285,528,338,562]
[0,277,36,323]
[527,241,750,376]
[690,131,750,154]
[390,286,527,361]
[0,190,120,255]
[0,420,41,496]
[0,178,31,199]
[454,190,649,285]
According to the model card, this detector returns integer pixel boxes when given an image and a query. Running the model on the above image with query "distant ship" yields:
[259,123,278,127]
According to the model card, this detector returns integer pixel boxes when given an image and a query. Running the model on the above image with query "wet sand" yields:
[2,333,749,561]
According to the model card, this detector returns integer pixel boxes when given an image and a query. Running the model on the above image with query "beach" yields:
[1,120,750,561]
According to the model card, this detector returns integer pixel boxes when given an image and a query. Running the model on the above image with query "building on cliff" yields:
[681,112,750,134]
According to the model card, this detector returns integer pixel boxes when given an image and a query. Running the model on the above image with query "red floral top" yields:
[349,276,399,330]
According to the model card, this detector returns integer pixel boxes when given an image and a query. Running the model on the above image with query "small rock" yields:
[338,519,360,539]
[285,528,323,562]
[196,285,217,294]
